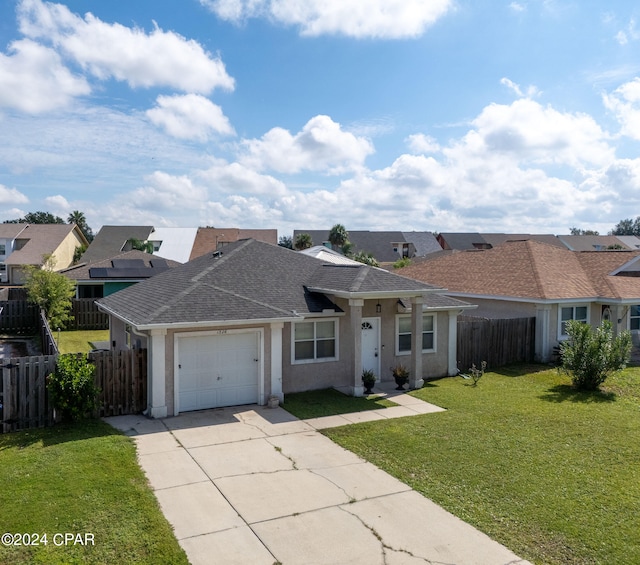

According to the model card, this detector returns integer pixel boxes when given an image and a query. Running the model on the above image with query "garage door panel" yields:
[178,332,260,412]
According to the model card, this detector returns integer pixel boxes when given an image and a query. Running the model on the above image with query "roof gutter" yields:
[306,288,442,300]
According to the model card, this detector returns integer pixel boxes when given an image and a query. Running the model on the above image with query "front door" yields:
[361,317,381,380]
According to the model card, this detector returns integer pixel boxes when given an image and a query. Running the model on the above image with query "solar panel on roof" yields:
[112,259,146,268]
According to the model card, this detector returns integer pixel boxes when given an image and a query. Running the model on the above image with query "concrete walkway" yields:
[105,387,531,565]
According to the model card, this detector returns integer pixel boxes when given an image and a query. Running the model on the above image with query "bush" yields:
[48,354,100,422]
[560,320,632,391]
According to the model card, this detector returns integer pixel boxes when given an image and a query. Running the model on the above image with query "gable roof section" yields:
[5,224,87,266]
[98,239,450,328]
[557,235,631,251]
[189,227,278,260]
[400,240,640,302]
[0,224,28,239]
[293,230,439,262]
[81,225,154,263]
[62,250,180,281]
[147,227,198,263]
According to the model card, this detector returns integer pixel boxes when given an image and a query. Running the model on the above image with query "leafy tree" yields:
[559,320,632,391]
[24,254,75,329]
[328,224,349,251]
[294,233,313,250]
[610,217,640,236]
[352,250,379,266]
[67,210,94,242]
[4,211,64,224]
[569,227,600,235]
[278,235,293,249]
[48,354,99,422]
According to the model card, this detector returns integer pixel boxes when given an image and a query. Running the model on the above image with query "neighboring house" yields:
[437,232,564,251]
[97,239,473,418]
[188,227,278,260]
[81,225,154,263]
[147,227,198,263]
[557,234,636,251]
[83,225,279,264]
[399,240,640,362]
[61,250,180,298]
[292,230,441,263]
[299,246,363,265]
[0,223,89,284]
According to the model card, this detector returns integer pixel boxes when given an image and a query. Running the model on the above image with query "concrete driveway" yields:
[106,396,531,565]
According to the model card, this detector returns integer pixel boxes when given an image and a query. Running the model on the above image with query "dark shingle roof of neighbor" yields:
[98,239,461,327]
[80,226,154,263]
[61,250,180,281]
[292,230,440,262]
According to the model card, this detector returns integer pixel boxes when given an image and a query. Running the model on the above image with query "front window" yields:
[0,244,5,255]
[631,305,640,331]
[293,319,337,363]
[560,305,588,337]
[396,314,435,354]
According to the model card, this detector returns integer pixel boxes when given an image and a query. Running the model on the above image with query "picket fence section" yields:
[457,316,536,372]
[0,349,147,434]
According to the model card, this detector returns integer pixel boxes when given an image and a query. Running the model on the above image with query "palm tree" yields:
[328,224,349,252]
[294,233,313,250]
[67,210,94,242]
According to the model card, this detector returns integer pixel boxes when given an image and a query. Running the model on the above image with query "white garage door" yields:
[177,331,260,412]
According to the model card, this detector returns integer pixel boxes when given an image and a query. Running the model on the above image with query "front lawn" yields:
[325,365,640,565]
[0,420,188,565]
[283,388,397,419]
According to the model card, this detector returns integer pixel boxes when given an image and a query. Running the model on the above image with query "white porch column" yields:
[410,296,424,389]
[349,298,364,397]
[535,305,551,362]
[270,322,284,402]
[148,329,167,418]
[448,310,459,376]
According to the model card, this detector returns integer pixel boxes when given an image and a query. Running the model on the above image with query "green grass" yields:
[325,365,640,565]
[283,388,397,419]
[0,420,188,565]
[57,330,110,354]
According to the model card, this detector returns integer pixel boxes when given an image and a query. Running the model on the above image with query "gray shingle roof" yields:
[97,239,451,328]
[292,230,440,262]
[81,226,154,263]
[62,250,180,281]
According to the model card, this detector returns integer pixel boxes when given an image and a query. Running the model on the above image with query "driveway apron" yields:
[106,398,531,565]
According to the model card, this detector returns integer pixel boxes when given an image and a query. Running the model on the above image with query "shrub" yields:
[48,354,100,422]
[560,320,632,391]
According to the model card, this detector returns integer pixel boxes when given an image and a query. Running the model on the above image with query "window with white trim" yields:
[396,314,435,354]
[559,305,588,337]
[293,319,337,363]
[631,305,640,331]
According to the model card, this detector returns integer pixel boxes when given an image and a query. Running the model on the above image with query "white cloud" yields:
[0,184,29,205]
[0,39,90,113]
[458,98,613,168]
[44,194,70,210]
[146,94,235,141]
[18,0,234,93]
[603,78,640,139]
[240,115,374,174]
[406,133,441,154]
[197,161,288,196]
[500,77,540,98]
[130,172,209,212]
[200,0,453,38]
[509,2,526,13]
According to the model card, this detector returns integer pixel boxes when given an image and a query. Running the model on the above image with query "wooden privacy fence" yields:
[68,299,109,330]
[40,310,59,355]
[0,300,39,334]
[0,299,108,333]
[457,316,536,372]
[0,349,147,434]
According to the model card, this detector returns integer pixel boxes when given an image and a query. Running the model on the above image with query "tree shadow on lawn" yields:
[491,363,554,378]
[0,419,123,451]
[539,384,617,404]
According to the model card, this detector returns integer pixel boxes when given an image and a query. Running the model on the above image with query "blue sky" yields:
[1,0,640,237]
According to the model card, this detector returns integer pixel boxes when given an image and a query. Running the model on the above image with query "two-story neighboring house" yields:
[0,223,89,284]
